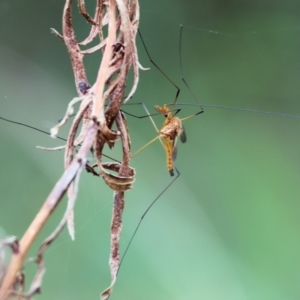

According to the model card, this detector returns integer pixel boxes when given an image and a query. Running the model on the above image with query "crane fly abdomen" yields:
[164,137,175,176]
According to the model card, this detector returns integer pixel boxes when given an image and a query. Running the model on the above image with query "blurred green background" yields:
[1,1,300,299]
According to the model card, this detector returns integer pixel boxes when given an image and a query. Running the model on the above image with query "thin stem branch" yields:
[0,123,97,300]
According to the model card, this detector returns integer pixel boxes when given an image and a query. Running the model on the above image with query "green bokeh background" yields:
[1,1,300,299]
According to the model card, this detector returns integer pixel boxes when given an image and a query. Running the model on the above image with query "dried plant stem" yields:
[101,112,131,299]
[0,41,111,298]
[0,0,140,298]
[62,0,89,92]
[92,0,116,123]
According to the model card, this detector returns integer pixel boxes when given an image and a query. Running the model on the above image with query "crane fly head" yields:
[155,104,170,117]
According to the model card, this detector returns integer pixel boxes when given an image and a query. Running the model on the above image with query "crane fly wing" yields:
[172,125,186,161]
[180,124,187,143]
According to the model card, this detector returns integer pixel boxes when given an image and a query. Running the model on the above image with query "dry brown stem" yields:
[0,0,141,298]
[101,111,132,299]
[0,122,97,300]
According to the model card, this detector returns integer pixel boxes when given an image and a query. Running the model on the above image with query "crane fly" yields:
[156,104,185,176]
[129,103,203,176]
[156,103,205,175]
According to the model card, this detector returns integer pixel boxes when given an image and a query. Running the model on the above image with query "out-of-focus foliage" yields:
[0,1,300,299]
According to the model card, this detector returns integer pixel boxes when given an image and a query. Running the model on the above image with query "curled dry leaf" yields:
[101,162,135,191]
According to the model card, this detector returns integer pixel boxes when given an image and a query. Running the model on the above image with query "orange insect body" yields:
[155,105,185,176]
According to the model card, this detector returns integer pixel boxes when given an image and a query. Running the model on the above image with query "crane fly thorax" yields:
[160,116,182,140]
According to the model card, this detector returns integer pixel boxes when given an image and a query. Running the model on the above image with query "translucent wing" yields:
[180,124,187,143]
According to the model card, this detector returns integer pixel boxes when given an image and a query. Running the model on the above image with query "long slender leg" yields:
[179,26,199,101]
[0,116,118,162]
[178,25,300,119]
[165,103,204,121]
[131,135,160,158]
[138,30,181,110]
[123,103,181,120]
[139,27,205,118]
[179,25,204,114]
[121,102,167,153]
[116,168,180,277]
